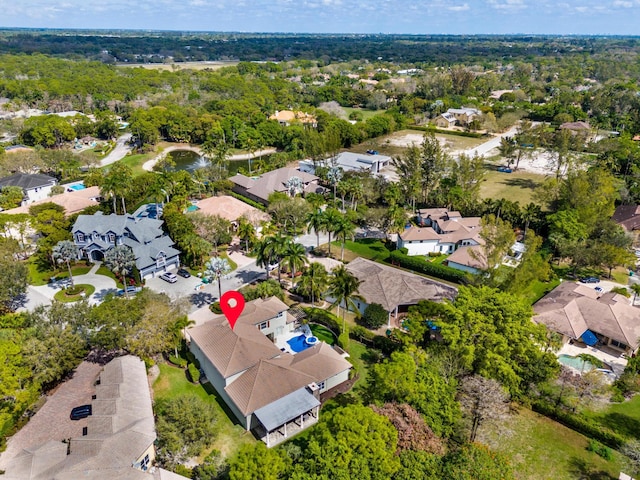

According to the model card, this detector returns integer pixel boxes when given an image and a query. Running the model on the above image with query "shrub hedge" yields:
[388,250,470,284]
[169,355,187,368]
[187,363,200,383]
[531,400,626,449]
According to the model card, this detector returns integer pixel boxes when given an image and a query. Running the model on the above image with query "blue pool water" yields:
[186,204,200,212]
[287,335,312,353]
[69,183,86,191]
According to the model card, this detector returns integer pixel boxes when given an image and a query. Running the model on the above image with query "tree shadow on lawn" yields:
[596,412,640,440]
[567,456,616,480]
[502,177,542,190]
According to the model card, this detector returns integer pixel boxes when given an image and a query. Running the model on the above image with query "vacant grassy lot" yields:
[583,395,640,442]
[480,169,548,205]
[343,107,381,121]
[153,363,255,460]
[481,407,626,480]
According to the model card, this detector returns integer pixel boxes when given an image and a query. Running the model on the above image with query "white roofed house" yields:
[71,212,180,280]
[434,107,481,128]
[187,297,352,447]
[299,151,392,175]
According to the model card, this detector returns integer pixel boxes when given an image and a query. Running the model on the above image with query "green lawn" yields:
[326,239,391,263]
[480,169,548,206]
[310,324,336,345]
[346,340,373,396]
[481,407,626,480]
[27,258,92,286]
[153,363,255,460]
[114,153,152,176]
[583,395,640,442]
[342,107,381,121]
[53,284,95,303]
[521,278,561,305]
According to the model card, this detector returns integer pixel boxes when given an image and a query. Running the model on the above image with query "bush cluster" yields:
[188,363,201,383]
[389,250,470,284]
[408,124,485,138]
[587,439,613,460]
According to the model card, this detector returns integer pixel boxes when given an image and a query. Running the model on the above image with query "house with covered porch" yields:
[533,281,640,356]
[187,297,352,447]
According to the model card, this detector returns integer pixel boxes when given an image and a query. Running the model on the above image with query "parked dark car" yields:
[177,268,191,278]
[497,166,513,173]
[70,404,92,420]
[160,272,178,283]
[580,276,600,284]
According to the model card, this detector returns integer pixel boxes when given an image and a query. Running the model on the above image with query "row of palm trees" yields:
[254,233,363,331]
[306,208,356,260]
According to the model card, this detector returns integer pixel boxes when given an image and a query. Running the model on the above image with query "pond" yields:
[167,150,251,176]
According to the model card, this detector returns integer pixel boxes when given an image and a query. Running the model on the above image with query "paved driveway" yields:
[0,362,102,470]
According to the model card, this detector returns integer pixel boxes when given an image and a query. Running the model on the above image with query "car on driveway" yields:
[497,166,513,173]
[116,286,141,296]
[70,404,92,420]
[160,272,178,283]
[177,268,191,278]
[580,276,600,284]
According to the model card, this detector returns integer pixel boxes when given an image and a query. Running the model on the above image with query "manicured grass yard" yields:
[481,407,626,480]
[27,258,92,286]
[480,169,547,206]
[326,239,391,262]
[53,284,95,303]
[342,107,381,121]
[115,153,152,176]
[153,363,255,460]
[310,324,336,345]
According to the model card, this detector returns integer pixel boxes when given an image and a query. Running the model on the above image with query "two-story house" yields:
[188,297,352,447]
[72,212,180,280]
[0,173,57,206]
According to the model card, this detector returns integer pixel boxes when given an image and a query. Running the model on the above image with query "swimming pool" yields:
[558,354,611,373]
[186,204,200,212]
[68,183,86,191]
[287,334,312,353]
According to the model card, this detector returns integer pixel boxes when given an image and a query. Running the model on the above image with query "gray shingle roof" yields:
[0,173,56,190]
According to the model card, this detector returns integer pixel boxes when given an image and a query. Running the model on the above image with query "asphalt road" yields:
[100,133,133,167]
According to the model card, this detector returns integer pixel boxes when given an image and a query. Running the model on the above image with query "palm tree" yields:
[328,264,363,332]
[255,234,288,282]
[285,176,304,197]
[306,209,326,249]
[237,219,256,253]
[334,218,356,262]
[104,245,136,298]
[298,262,328,306]
[170,316,195,358]
[53,240,78,288]
[282,241,307,279]
[204,256,232,299]
[322,208,342,257]
[327,166,343,200]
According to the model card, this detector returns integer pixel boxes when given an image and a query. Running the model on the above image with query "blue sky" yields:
[0,0,639,35]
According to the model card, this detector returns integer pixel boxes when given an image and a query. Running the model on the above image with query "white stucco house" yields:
[299,151,391,175]
[72,211,180,280]
[188,297,352,447]
[397,208,482,256]
[0,173,57,206]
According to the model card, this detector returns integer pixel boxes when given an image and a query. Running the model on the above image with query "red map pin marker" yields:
[220,291,245,330]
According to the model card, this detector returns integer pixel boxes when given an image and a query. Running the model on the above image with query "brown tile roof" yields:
[346,257,457,312]
[446,245,488,271]
[534,282,640,350]
[400,226,441,241]
[231,168,319,203]
[3,186,101,216]
[612,204,640,231]
[193,195,269,223]
[269,110,317,124]
[188,318,282,379]
[560,121,591,130]
[225,357,315,416]
[289,342,352,381]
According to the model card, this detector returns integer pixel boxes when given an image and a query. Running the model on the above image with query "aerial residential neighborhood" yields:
[1,21,640,480]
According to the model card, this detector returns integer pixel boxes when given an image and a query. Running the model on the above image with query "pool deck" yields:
[274,327,314,355]
[557,343,628,377]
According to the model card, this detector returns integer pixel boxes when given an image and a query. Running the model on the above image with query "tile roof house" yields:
[269,110,317,128]
[299,152,391,175]
[612,205,640,239]
[434,108,481,128]
[1,356,188,480]
[72,212,180,280]
[3,186,101,216]
[0,173,57,206]
[188,296,352,447]
[191,195,270,229]
[344,257,457,325]
[533,281,640,356]
[230,168,324,206]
